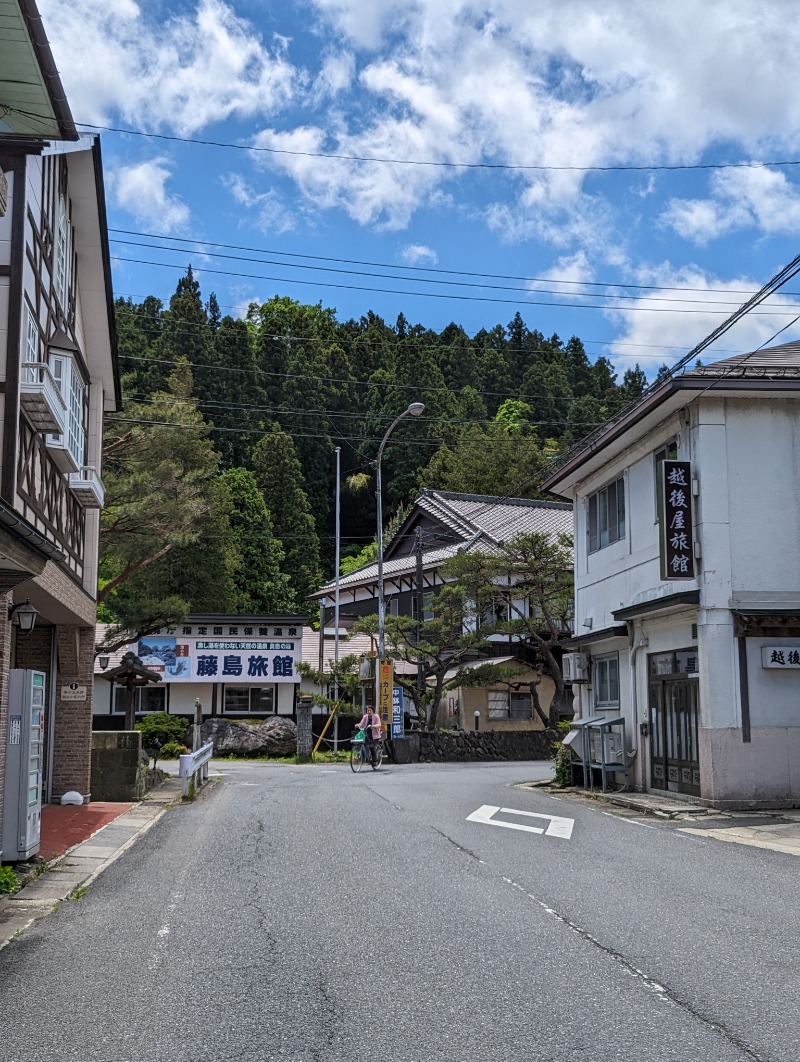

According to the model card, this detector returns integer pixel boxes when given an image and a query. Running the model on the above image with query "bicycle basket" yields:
[352,729,365,743]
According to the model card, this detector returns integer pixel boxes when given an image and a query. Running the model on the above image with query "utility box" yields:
[1,670,46,861]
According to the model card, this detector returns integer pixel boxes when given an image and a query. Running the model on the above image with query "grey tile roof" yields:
[317,491,573,596]
[684,340,800,378]
[420,491,573,542]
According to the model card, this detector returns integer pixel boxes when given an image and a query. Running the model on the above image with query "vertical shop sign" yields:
[377,659,393,731]
[660,460,695,580]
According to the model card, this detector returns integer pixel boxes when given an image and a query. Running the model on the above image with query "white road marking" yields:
[466,804,574,840]
[600,811,657,829]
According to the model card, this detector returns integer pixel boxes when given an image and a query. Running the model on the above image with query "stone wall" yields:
[417,729,557,763]
[91,730,148,801]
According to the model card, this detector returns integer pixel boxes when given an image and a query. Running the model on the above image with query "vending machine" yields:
[1,670,45,861]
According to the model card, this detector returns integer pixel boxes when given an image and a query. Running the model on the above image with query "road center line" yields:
[500,875,769,1062]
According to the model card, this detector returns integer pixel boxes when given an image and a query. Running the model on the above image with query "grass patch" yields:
[69,885,89,901]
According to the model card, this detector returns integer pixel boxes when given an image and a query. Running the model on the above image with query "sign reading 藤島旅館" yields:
[136,635,300,682]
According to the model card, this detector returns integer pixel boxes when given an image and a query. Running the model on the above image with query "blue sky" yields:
[39,0,800,377]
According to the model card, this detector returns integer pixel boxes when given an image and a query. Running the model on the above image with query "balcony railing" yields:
[20,362,67,434]
[68,465,104,509]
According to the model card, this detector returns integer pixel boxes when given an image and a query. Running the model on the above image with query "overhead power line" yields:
[77,120,800,174]
[110,236,771,309]
[111,228,795,300]
[112,255,800,317]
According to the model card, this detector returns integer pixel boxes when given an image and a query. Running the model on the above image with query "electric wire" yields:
[71,117,800,173]
[110,228,799,301]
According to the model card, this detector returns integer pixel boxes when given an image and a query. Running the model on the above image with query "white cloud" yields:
[39,0,297,136]
[226,174,296,235]
[604,264,800,375]
[40,0,800,248]
[527,250,595,296]
[312,52,356,102]
[398,244,438,266]
[257,1,800,236]
[109,158,189,231]
[663,167,800,244]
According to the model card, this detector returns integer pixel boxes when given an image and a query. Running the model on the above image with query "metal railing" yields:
[178,741,213,797]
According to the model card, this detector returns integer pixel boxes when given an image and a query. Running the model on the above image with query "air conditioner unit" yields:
[562,652,589,683]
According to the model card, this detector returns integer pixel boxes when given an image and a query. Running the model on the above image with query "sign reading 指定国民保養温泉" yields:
[136,636,300,682]
[660,460,695,580]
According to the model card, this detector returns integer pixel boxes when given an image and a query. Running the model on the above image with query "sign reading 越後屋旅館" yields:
[136,636,300,683]
[660,460,695,580]
[761,647,800,669]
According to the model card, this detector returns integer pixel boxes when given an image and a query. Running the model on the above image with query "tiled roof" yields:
[684,340,800,378]
[420,491,573,542]
[94,624,134,675]
[318,541,468,594]
[316,491,573,596]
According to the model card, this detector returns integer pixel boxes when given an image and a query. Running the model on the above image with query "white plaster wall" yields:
[723,399,800,594]
[745,639,800,728]
[574,417,694,631]
[168,682,297,716]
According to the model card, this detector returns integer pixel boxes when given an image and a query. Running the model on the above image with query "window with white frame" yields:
[223,686,276,713]
[54,198,71,309]
[113,686,166,714]
[24,308,39,377]
[588,476,626,553]
[594,654,620,708]
[49,352,86,468]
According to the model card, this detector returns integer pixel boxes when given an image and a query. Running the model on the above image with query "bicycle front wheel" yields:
[371,742,384,770]
[350,744,365,773]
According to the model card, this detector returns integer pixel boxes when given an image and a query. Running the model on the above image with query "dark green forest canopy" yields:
[108,272,646,623]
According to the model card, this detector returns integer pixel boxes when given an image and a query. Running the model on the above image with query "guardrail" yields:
[178,741,214,798]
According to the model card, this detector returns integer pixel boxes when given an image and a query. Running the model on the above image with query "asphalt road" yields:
[0,760,797,1062]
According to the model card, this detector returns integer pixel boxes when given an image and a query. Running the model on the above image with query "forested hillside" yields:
[100,267,648,635]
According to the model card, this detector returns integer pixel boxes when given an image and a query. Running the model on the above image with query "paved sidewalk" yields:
[524,781,800,857]
[0,775,185,952]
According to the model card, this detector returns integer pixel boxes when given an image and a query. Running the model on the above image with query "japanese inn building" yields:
[542,342,800,809]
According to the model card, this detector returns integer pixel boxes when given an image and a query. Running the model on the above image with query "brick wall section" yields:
[14,625,53,671]
[0,594,13,838]
[51,625,96,800]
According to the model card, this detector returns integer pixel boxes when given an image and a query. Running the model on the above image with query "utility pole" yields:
[415,528,425,715]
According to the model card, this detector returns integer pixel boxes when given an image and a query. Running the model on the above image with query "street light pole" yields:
[376,402,425,662]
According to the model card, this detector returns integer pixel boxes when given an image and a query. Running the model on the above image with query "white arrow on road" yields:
[466,804,574,840]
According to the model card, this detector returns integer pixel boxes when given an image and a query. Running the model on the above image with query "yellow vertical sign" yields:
[378,659,393,731]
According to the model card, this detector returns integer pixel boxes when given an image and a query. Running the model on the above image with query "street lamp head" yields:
[407,402,425,417]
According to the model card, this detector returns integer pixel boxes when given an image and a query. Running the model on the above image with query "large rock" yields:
[199,716,297,757]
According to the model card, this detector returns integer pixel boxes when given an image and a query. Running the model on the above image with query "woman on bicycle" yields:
[357,706,382,765]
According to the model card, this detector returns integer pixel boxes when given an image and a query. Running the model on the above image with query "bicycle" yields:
[350,729,384,772]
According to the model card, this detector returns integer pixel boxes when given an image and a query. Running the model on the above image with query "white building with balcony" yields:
[0,0,119,836]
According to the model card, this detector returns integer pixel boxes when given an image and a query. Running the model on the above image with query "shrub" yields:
[552,743,573,787]
[136,712,189,749]
[0,865,19,895]
[159,740,188,759]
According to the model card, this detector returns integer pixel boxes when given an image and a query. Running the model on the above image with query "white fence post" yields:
[178,740,214,798]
